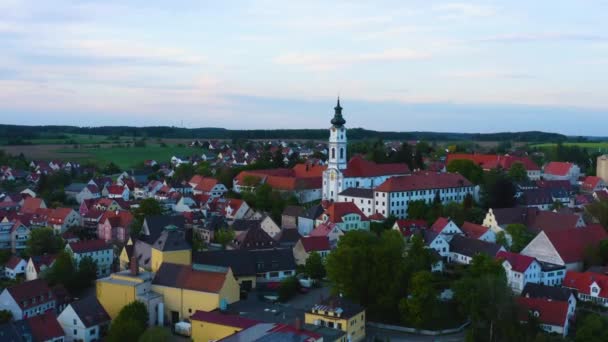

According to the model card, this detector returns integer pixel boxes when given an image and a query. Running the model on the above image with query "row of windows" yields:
[377,187,473,198]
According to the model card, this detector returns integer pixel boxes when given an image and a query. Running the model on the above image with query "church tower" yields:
[322,98,347,202]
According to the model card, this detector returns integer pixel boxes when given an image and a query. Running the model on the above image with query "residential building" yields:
[316,202,370,232]
[97,210,133,243]
[337,188,375,217]
[281,205,304,229]
[232,225,278,250]
[304,296,366,342]
[48,208,81,234]
[429,217,463,242]
[293,236,331,265]
[449,235,505,265]
[542,162,581,185]
[26,312,65,342]
[496,251,541,294]
[420,230,450,258]
[446,153,541,180]
[219,322,323,342]
[521,224,608,271]
[0,279,56,320]
[521,283,576,319]
[190,310,259,342]
[392,219,428,239]
[373,172,474,219]
[189,176,228,198]
[103,184,130,201]
[298,205,324,236]
[309,222,344,246]
[4,256,27,280]
[460,221,496,242]
[57,296,110,342]
[539,261,567,286]
[65,240,114,278]
[581,176,606,193]
[563,271,608,307]
[26,255,57,281]
[151,263,240,324]
[517,297,569,337]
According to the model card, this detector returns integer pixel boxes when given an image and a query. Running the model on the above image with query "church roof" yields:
[343,155,410,178]
[331,97,345,127]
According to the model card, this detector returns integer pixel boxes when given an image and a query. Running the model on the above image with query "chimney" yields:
[130,256,139,276]
[295,317,302,331]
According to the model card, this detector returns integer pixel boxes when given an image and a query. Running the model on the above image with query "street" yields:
[366,325,465,342]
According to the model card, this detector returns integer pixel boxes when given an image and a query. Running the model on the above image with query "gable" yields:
[521,233,565,265]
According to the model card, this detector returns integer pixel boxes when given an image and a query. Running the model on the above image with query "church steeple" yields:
[331,97,346,127]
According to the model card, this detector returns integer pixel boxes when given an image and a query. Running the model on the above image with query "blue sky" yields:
[1,0,607,135]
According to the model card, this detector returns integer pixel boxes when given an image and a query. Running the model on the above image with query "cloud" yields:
[443,70,534,80]
[274,49,431,71]
[473,32,608,43]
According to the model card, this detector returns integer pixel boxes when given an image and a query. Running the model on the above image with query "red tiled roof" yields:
[106,184,126,195]
[375,172,472,192]
[189,175,205,185]
[582,176,604,192]
[517,297,568,327]
[235,168,322,191]
[30,255,57,273]
[343,155,409,178]
[394,219,427,237]
[323,202,368,223]
[153,263,227,293]
[27,312,64,341]
[310,222,341,238]
[526,210,582,234]
[194,178,220,192]
[564,271,608,297]
[368,212,386,221]
[461,221,489,239]
[545,224,608,263]
[48,208,74,224]
[101,210,133,228]
[68,239,111,254]
[292,163,326,178]
[5,256,24,269]
[496,251,536,273]
[544,162,574,176]
[447,154,540,171]
[191,310,260,328]
[430,217,450,234]
[6,279,55,310]
[21,197,44,214]
[300,236,331,252]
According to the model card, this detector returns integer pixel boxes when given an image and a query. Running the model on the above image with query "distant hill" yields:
[0,124,568,144]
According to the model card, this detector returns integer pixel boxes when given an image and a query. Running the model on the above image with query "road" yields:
[366,325,465,342]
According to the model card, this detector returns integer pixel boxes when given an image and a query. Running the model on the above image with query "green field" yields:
[0,133,125,145]
[57,144,198,169]
[531,142,608,152]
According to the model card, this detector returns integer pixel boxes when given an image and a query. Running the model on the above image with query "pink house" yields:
[98,211,134,243]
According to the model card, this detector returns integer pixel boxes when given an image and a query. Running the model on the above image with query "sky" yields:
[1,0,607,135]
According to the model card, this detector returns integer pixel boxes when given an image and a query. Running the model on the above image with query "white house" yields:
[26,255,57,281]
[460,221,496,243]
[496,251,541,294]
[337,188,375,217]
[543,162,581,185]
[0,279,56,320]
[66,240,114,278]
[449,235,505,265]
[315,202,370,232]
[521,283,577,319]
[517,297,570,338]
[430,217,463,242]
[4,256,27,279]
[421,230,450,258]
[57,296,110,342]
[563,271,608,307]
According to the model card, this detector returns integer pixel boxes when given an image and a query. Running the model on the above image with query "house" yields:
[219,322,323,342]
[298,205,324,236]
[65,240,114,278]
[563,271,608,307]
[482,207,585,239]
[517,297,570,337]
[20,197,46,215]
[0,279,56,320]
[420,230,450,258]
[192,248,297,290]
[189,176,227,198]
[151,263,240,324]
[26,312,65,342]
[76,184,101,204]
[521,224,608,271]
[392,219,428,239]
[293,236,331,265]
[64,183,87,202]
[190,310,260,342]
[582,176,606,193]
[304,296,366,342]
[430,217,463,242]
[309,222,344,247]
[26,255,57,281]
[316,202,370,232]
[521,283,576,319]
[496,251,541,294]
[232,226,278,250]
[57,296,111,342]
[446,153,541,180]
[103,184,130,201]
[460,221,496,243]
[277,228,302,247]
[96,268,163,325]
[10,221,30,252]
[223,199,250,221]
[373,172,475,219]
[281,205,304,229]
[543,162,580,185]
[48,208,81,234]
[4,256,27,280]
[97,210,133,243]
[449,235,505,265]
[337,188,375,217]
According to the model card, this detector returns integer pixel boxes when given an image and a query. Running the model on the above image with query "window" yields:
[73,329,77,335]
[331,148,335,159]
[340,148,344,159]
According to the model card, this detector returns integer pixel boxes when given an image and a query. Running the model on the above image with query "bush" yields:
[278,276,299,302]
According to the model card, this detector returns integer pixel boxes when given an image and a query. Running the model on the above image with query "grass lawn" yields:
[531,142,608,151]
[57,144,200,169]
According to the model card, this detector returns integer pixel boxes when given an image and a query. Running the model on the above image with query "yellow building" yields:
[190,310,259,342]
[95,268,163,325]
[151,263,240,324]
[598,155,608,184]
[304,296,366,342]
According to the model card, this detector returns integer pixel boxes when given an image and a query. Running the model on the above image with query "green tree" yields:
[305,251,326,279]
[107,301,148,342]
[508,162,528,182]
[47,251,76,290]
[576,313,608,342]
[25,227,64,256]
[447,159,484,184]
[173,163,195,182]
[75,256,98,290]
[399,271,438,328]
[406,200,429,221]
[104,162,122,175]
[504,224,533,253]
[273,149,285,168]
[278,276,299,302]
[481,169,516,209]
[138,327,171,342]
[0,310,12,323]
[404,234,436,274]
[585,199,608,229]
[214,228,235,249]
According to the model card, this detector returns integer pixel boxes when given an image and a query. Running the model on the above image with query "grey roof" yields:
[192,248,296,276]
[521,283,575,302]
[302,324,346,341]
[231,219,262,232]
[65,183,87,193]
[449,235,503,258]
[152,229,191,252]
[282,205,304,217]
[70,296,111,328]
[142,215,186,243]
[338,187,374,198]
[0,321,29,342]
[278,229,301,245]
[420,230,440,245]
[299,205,324,220]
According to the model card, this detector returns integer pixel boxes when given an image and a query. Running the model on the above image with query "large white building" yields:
[322,99,410,202]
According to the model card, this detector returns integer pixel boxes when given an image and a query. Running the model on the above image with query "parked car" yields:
[174,321,191,337]
[297,274,315,288]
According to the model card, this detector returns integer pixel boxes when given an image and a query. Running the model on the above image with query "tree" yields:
[46,251,76,290]
[508,162,528,182]
[104,162,121,175]
[305,251,325,279]
[273,149,285,168]
[481,169,516,209]
[278,276,299,302]
[107,301,148,342]
[75,256,98,290]
[404,234,436,274]
[26,227,64,256]
[406,200,429,221]
[138,327,171,342]
[399,271,438,328]
[585,199,608,229]
[447,160,484,184]
[214,228,235,249]
[504,224,533,253]
[0,310,12,323]
[173,163,195,182]
[576,313,608,342]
